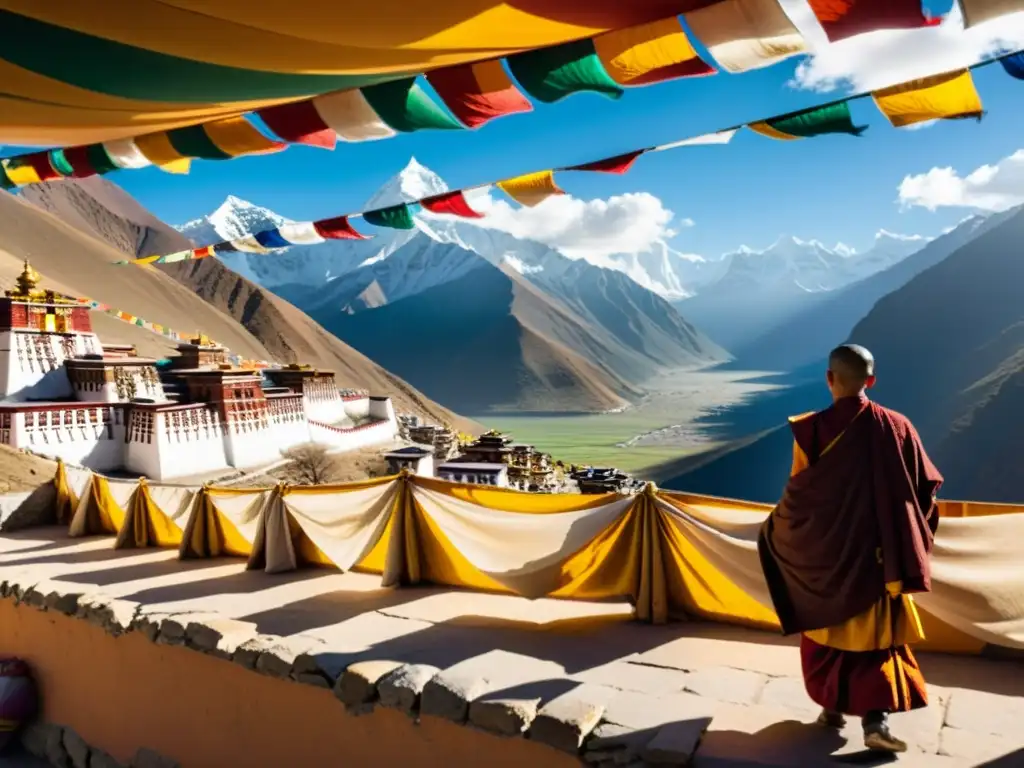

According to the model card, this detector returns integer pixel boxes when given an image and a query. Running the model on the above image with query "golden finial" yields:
[15,258,40,297]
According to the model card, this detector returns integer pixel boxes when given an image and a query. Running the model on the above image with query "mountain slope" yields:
[731,216,995,370]
[15,180,474,431]
[19,176,193,258]
[664,205,1024,503]
[675,233,928,349]
[326,262,636,413]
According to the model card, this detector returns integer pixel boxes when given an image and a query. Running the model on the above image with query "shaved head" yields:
[828,344,875,388]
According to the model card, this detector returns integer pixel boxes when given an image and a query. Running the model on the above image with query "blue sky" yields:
[94,0,1024,258]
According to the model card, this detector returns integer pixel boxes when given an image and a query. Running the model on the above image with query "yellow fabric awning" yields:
[0,1,718,145]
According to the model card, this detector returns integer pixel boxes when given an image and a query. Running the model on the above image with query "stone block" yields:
[469,697,540,737]
[232,637,280,671]
[421,670,489,724]
[602,690,713,731]
[378,664,440,713]
[90,750,126,768]
[255,635,325,679]
[80,595,139,636]
[44,590,82,616]
[642,719,712,765]
[130,747,180,768]
[583,723,651,765]
[680,667,768,706]
[294,672,331,689]
[11,579,40,604]
[61,726,90,768]
[44,723,69,767]
[184,618,258,660]
[573,661,690,696]
[944,688,1024,738]
[939,725,1024,763]
[291,643,352,684]
[22,584,49,610]
[19,721,53,757]
[335,660,404,708]
[529,691,606,754]
[755,675,818,715]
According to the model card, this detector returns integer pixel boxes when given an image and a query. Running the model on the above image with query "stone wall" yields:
[0,578,592,768]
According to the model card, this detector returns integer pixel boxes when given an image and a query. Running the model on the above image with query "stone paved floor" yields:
[2,528,1023,767]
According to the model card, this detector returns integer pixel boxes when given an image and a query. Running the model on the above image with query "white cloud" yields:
[782,0,1024,93]
[898,150,1024,211]
[462,187,685,258]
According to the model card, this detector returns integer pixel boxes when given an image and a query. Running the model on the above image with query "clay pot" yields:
[0,658,38,752]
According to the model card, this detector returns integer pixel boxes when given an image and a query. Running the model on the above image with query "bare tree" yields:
[280,443,334,485]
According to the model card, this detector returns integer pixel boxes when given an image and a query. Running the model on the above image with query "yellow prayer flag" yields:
[2,159,42,186]
[497,170,564,207]
[746,123,798,141]
[135,133,193,173]
[872,70,983,128]
[594,18,704,84]
[203,116,286,157]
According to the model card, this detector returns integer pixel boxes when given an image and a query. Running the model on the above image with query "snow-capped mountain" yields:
[178,195,288,245]
[675,231,931,350]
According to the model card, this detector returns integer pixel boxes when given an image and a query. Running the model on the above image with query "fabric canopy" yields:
[45,464,1024,655]
[0,1,720,145]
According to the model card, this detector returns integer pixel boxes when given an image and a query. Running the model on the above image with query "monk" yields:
[758,344,943,753]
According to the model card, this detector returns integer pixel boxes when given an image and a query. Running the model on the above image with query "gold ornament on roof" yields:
[6,258,47,300]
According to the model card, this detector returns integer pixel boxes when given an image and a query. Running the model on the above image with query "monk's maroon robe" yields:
[759,395,943,716]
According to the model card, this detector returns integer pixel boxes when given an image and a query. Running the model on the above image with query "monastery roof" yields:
[438,461,508,472]
[386,446,434,457]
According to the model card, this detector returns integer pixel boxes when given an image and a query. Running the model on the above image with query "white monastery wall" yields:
[303,381,347,423]
[342,396,371,421]
[223,407,281,469]
[71,366,165,405]
[267,395,312,456]
[125,406,229,481]
[0,331,101,401]
[369,397,398,434]
[309,418,396,452]
[3,406,125,471]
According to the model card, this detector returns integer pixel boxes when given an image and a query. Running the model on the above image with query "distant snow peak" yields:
[833,242,857,257]
[875,228,929,242]
[502,254,544,275]
[364,156,449,210]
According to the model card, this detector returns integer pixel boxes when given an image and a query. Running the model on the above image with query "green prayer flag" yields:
[363,203,415,230]
[753,102,866,140]
[85,144,119,174]
[0,164,12,190]
[361,78,463,133]
[167,124,231,160]
[507,39,623,104]
[48,149,75,176]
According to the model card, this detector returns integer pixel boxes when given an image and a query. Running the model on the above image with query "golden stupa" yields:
[6,259,45,300]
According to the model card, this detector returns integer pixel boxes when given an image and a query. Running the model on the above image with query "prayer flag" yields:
[229,235,276,253]
[2,158,44,186]
[807,0,936,43]
[652,129,737,151]
[313,90,398,142]
[192,246,215,260]
[360,79,464,133]
[314,215,369,240]
[959,0,1024,28]
[748,102,866,140]
[507,40,624,103]
[567,150,645,174]
[203,117,287,157]
[594,18,715,85]
[1000,51,1024,80]
[258,100,336,149]
[48,149,77,177]
[872,70,984,128]
[685,0,808,74]
[135,133,192,173]
[277,222,326,245]
[84,145,119,175]
[363,203,416,230]
[22,153,60,183]
[0,164,13,190]
[102,139,153,169]
[420,190,484,218]
[497,170,564,206]
[254,229,293,249]
[133,255,162,265]
[427,61,533,128]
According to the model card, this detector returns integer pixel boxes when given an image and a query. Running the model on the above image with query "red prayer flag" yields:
[427,61,533,129]
[420,190,484,218]
[25,152,60,182]
[568,150,645,175]
[808,0,934,43]
[627,57,716,85]
[258,100,336,149]
[193,246,215,259]
[314,215,370,240]
[61,146,98,178]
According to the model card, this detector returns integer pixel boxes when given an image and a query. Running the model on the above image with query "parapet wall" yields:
[0,576,582,768]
